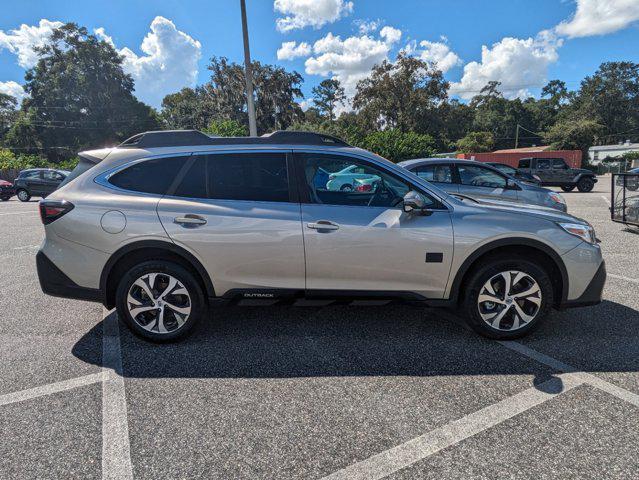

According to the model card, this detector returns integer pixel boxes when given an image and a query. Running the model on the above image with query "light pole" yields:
[240,0,257,136]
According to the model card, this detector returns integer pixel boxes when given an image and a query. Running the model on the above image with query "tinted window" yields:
[413,164,454,183]
[21,171,40,179]
[536,158,551,170]
[300,153,438,208]
[491,164,516,175]
[43,171,64,181]
[173,152,289,202]
[518,158,530,169]
[109,157,186,194]
[458,165,507,188]
[552,158,567,169]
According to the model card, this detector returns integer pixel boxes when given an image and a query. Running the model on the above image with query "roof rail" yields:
[118,130,351,149]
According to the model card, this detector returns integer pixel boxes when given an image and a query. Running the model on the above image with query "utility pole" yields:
[240,0,257,137]
[515,124,520,149]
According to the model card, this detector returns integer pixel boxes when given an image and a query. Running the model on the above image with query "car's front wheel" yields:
[577,177,595,192]
[460,257,553,339]
[115,260,205,342]
[16,189,31,202]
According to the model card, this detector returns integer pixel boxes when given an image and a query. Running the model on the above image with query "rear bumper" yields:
[558,261,606,309]
[0,187,15,197]
[36,251,103,303]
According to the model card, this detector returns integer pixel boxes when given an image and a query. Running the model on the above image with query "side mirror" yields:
[403,191,429,214]
[506,178,520,190]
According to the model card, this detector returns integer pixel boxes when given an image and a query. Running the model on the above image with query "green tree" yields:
[0,93,18,143]
[5,23,159,161]
[353,52,449,132]
[161,87,204,130]
[457,131,495,153]
[204,119,247,137]
[199,57,304,134]
[359,129,435,162]
[311,79,345,121]
[543,119,605,163]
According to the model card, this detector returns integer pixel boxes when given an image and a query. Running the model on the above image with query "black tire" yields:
[627,183,639,192]
[576,177,595,193]
[560,185,575,192]
[459,256,553,340]
[0,196,10,201]
[115,260,206,342]
[16,189,31,202]
[340,184,353,192]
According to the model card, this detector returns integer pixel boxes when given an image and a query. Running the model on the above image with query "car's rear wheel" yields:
[340,184,353,192]
[561,184,575,192]
[16,189,30,202]
[460,257,553,339]
[115,260,205,342]
[577,177,595,192]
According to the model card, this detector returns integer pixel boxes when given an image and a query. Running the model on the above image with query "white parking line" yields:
[321,374,584,480]
[102,309,133,480]
[601,195,611,206]
[608,273,639,285]
[0,373,104,407]
[0,211,38,216]
[12,244,40,251]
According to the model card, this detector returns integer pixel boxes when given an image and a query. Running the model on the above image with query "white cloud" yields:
[93,27,115,47]
[274,0,354,32]
[0,81,26,103]
[415,39,462,73]
[114,16,202,107]
[299,99,311,111]
[0,19,62,68]
[354,19,380,34]
[556,0,639,38]
[304,29,402,98]
[450,31,562,100]
[277,41,312,60]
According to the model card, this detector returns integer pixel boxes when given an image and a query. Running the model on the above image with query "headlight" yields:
[558,222,597,244]
[548,192,566,205]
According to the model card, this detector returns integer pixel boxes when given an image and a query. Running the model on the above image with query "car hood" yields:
[457,195,586,224]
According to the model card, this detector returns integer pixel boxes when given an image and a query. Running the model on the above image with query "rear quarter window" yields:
[109,157,186,195]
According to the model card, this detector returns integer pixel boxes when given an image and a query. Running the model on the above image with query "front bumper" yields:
[558,261,606,309]
[36,251,103,303]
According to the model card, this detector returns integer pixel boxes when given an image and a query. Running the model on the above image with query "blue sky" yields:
[1,0,638,108]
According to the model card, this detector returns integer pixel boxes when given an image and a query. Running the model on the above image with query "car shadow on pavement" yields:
[72,300,639,383]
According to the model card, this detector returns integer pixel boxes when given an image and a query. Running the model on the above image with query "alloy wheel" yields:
[17,190,29,201]
[477,270,542,331]
[126,272,191,334]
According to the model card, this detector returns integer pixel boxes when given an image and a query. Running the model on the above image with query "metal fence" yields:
[611,173,639,227]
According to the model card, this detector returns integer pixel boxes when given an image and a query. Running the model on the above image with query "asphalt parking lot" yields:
[1,175,638,479]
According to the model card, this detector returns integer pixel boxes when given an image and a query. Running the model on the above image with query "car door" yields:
[41,170,65,195]
[157,150,306,296]
[534,158,554,185]
[456,163,518,202]
[296,151,454,299]
[551,158,573,184]
[410,163,459,195]
[22,170,44,195]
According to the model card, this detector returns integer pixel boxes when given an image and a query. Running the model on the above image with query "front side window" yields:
[21,171,40,179]
[458,164,507,189]
[413,164,454,183]
[300,153,438,208]
[173,152,289,203]
[536,159,551,170]
[109,156,186,194]
[552,158,568,169]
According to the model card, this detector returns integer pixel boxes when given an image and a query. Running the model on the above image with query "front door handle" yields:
[174,214,207,226]
[307,220,339,231]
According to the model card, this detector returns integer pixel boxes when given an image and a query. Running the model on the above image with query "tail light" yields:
[39,200,74,225]
[355,184,373,192]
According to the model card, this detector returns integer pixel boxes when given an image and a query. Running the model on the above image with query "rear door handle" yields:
[307,220,339,231]
[174,215,207,226]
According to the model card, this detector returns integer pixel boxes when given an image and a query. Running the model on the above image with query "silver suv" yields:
[36,131,606,342]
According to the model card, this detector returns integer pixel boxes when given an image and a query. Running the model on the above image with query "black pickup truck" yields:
[517,157,597,192]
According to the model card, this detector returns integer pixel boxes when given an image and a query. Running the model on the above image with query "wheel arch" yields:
[449,238,568,307]
[100,240,215,309]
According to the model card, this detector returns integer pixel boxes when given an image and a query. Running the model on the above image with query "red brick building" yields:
[456,146,582,168]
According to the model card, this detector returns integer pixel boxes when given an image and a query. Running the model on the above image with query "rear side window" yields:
[413,164,454,183]
[109,157,186,195]
[518,158,530,169]
[173,152,289,202]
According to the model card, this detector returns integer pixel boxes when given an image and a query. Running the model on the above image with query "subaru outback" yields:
[36,130,606,342]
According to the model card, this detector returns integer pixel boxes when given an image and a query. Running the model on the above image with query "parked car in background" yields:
[13,168,69,202]
[325,164,381,191]
[615,167,639,191]
[0,179,15,201]
[486,162,541,185]
[517,157,597,192]
[37,130,604,343]
[398,158,567,212]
